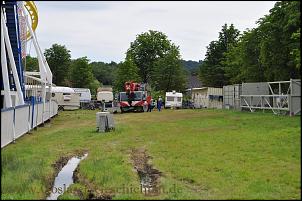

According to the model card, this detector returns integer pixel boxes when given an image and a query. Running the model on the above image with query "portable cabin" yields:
[165,91,183,108]
[189,87,223,109]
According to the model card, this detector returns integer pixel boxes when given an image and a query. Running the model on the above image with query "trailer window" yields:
[166,96,174,101]
[177,97,182,102]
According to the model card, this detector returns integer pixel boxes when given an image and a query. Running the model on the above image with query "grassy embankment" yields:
[1,109,301,199]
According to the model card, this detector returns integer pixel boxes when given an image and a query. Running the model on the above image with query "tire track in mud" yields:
[130,148,162,196]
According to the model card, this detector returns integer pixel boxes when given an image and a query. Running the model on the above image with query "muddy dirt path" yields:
[130,148,162,196]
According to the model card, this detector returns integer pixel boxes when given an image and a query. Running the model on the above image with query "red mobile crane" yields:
[119,81,150,113]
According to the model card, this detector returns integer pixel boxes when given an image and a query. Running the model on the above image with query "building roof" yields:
[186,87,207,91]
[187,75,203,89]
[186,87,223,92]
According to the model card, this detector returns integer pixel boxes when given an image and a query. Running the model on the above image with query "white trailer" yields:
[51,87,80,110]
[97,91,114,112]
[165,91,183,108]
[72,88,91,103]
[97,91,113,102]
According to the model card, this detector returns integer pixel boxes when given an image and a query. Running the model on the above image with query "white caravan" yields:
[97,91,114,111]
[51,86,80,110]
[97,91,113,102]
[72,88,91,103]
[165,91,183,109]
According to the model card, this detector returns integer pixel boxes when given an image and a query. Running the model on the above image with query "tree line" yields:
[25,1,299,96]
[25,30,188,97]
[199,1,300,87]
[25,45,101,95]
[113,30,187,95]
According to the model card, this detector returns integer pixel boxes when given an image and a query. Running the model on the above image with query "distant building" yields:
[187,75,203,89]
[186,76,223,109]
[187,87,223,109]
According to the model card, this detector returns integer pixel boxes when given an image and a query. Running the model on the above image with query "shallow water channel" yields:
[46,153,88,200]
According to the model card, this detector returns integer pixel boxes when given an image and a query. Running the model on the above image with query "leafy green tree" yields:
[222,1,300,84]
[199,24,240,87]
[90,61,117,85]
[126,30,172,84]
[89,79,101,96]
[257,1,300,81]
[24,55,38,71]
[200,40,225,87]
[223,29,265,84]
[70,57,94,88]
[153,45,187,92]
[291,28,300,70]
[44,44,71,86]
[113,56,141,92]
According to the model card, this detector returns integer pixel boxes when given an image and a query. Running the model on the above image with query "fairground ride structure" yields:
[1,1,57,148]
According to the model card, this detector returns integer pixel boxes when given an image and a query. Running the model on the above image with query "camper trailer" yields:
[72,88,91,103]
[165,91,183,109]
[97,91,113,103]
[97,91,114,111]
[73,88,92,109]
[25,85,80,110]
[51,87,80,110]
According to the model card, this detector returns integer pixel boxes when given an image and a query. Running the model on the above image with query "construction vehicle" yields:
[119,81,150,113]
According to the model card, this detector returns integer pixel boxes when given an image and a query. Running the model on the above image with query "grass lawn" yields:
[1,109,301,199]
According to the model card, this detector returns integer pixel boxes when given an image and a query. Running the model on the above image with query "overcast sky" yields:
[32,1,276,63]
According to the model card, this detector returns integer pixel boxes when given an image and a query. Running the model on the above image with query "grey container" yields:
[96,112,115,132]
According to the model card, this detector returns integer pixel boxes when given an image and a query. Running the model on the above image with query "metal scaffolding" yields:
[240,79,301,116]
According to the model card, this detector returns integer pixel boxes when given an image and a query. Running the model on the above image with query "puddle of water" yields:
[139,171,153,193]
[131,148,162,195]
[47,153,88,200]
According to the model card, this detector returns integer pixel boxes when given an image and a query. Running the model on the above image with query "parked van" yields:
[165,91,183,109]
[51,86,80,110]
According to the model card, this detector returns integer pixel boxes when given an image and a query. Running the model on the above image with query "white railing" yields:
[240,94,289,114]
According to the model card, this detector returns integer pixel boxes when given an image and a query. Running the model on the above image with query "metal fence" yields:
[223,79,301,116]
[223,84,241,110]
[240,79,300,116]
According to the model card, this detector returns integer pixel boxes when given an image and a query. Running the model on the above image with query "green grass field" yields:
[1,109,301,200]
